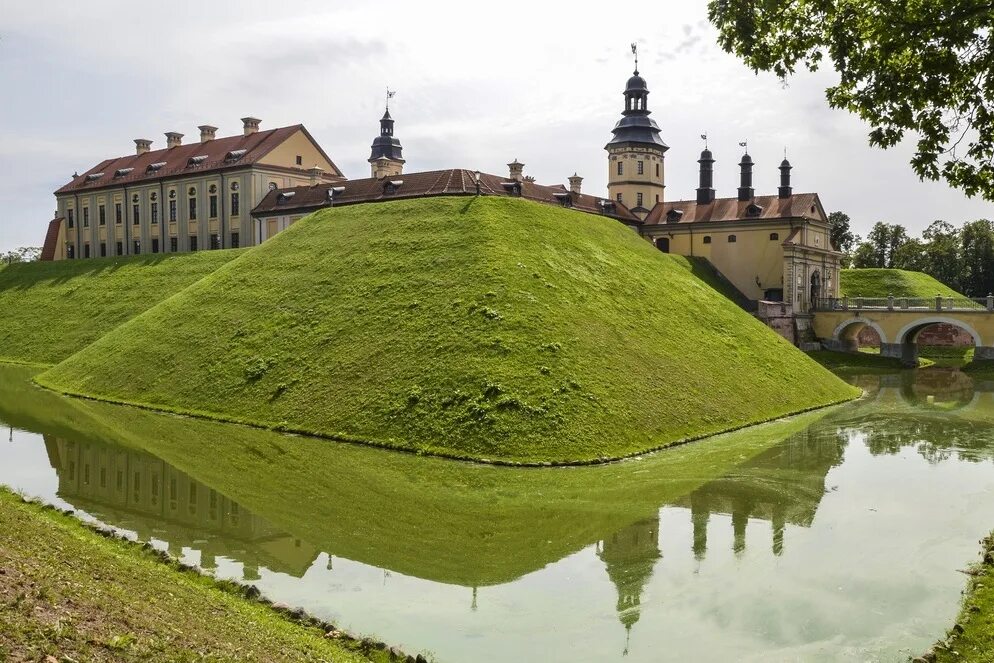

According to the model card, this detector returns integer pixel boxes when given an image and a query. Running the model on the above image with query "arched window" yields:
[702,235,712,244]
[728,235,737,243]
[769,232,779,241]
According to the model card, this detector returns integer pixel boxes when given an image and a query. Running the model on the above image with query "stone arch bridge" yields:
[811,296,994,366]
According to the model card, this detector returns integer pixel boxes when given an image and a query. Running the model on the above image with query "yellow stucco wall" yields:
[607,145,665,215]
[813,309,994,347]
[257,129,340,176]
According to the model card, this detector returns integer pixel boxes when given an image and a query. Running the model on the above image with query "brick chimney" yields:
[134,139,152,155]
[308,166,323,185]
[568,173,583,195]
[241,117,261,136]
[198,125,218,143]
[165,132,184,149]
[508,158,524,182]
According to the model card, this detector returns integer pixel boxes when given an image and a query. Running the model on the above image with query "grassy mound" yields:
[0,251,243,365]
[840,268,964,298]
[39,196,858,463]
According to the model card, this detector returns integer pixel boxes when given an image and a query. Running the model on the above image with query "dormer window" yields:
[277,191,296,204]
[225,149,247,162]
[745,203,764,218]
[187,155,208,167]
[85,172,104,181]
[114,168,133,178]
[666,209,684,223]
[553,191,572,207]
[501,181,522,197]
[598,200,617,214]
[146,162,166,173]
[327,186,346,204]
[384,180,403,194]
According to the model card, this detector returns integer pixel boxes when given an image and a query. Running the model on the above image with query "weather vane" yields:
[631,42,639,74]
[386,87,396,110]
[701,132,708,150]
[739,140,748,152]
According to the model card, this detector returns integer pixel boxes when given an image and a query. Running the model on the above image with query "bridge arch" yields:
[832,318,888,352]
[895,316,982,347]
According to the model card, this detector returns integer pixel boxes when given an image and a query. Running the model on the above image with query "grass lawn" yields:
[39,196,858,464]
[933,534,994,662]
[0,488,395,663]
[806,350,917,372]
[0,251,243,365]
[839,268,965,298]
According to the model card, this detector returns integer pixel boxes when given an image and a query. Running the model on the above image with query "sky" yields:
[1,0,991,252]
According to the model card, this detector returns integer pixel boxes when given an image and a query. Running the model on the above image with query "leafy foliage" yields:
[1,247,41,264]
[709,0,994,198]
[38,196,856,463]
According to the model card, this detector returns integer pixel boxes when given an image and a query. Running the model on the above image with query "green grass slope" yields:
[39,196,858,463]
[0,251,243,365]
[840,268,965,298]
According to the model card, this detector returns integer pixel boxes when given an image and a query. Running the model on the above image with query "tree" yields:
[892,238,928,273]
[851,241,880,268]
[709,1,994,199]
[828,211,856,256]
[959,219,994,295]
[1,247,41,265]
[920,220,963,290]
[866,222,909,268]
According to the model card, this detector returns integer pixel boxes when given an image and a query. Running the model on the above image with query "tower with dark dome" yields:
[606,59,668,219]
[369,100,405,179]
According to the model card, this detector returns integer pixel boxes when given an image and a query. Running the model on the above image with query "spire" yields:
[597,517,661,649]
[696,134,715,205]
[605,66,667,150]
[778,150,793,199]
[737,142,754,202]
[369,91,405,178]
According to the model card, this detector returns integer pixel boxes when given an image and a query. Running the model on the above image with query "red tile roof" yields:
[251,169,641,224]
[39,217,63,261]
[55,125,342,194]
[643,193,823,225]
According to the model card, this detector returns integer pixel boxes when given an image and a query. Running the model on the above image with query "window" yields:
[655,163,660,177]
[84,243,91,258]
[209,194,218,218]
[210,234,220,250]
[230,232,240,249]
[703,235,712,244]
[170,237,178,252]
[67,208,75,228]
[152,238,160,254]
[98,204,106,226]
[189,235,198,251]
[133,240,141,255]
[655,194,660,203]
[116,241,123,255]
[637,160,644,175]
[67,244,75,259]
[769,232,780,241]
[169,200,177,222]
[295,155,303,166]
[189,197,197,221]
[133,204,140,224]
[151,202,159,224]
[636,192,643,207]
[100,242,107,257]
[83,207,89,227]
[728,235,737,243]
[617,161,623,176]
[616,193,622,203]
[231,192,240,216]
[115,202,122,224]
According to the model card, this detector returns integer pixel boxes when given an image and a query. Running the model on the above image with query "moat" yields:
[2,365,993,662]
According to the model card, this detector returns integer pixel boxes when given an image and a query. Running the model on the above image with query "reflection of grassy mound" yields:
[840,269,964,298]
[0,365,833,588]
[0,251,242,365]
[40,196,857,463]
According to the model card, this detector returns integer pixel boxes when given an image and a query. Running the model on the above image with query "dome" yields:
[739,153,754,164]
[700,149,714,161]
[625,72,648,92]
[780,158,792,168]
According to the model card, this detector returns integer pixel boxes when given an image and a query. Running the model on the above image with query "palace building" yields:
[40,62,841,327]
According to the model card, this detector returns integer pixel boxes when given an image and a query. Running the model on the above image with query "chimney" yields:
[308,166,323,186]
[165,132,184,149]
[737,152,754,202]
[696,148,716,205]
[241,117,261,136]
[198,125,218,143]
[568,173,583,195]
[508,158,524,182]
[778,158,793,199]
[134,139,152,155]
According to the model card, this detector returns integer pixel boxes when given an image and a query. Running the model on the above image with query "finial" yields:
[739,140,748,153]
[385,87,396,110]
[700,133,708,150]
[784,146,788,159]
[631,42,639,75]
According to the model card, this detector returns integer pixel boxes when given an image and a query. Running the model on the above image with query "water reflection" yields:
[4,365,994,661]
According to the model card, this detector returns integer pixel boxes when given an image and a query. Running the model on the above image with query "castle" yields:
[41,64,841,322]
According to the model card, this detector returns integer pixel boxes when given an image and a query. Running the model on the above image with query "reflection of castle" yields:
[596,516,660,655]
[43,435,320,579]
